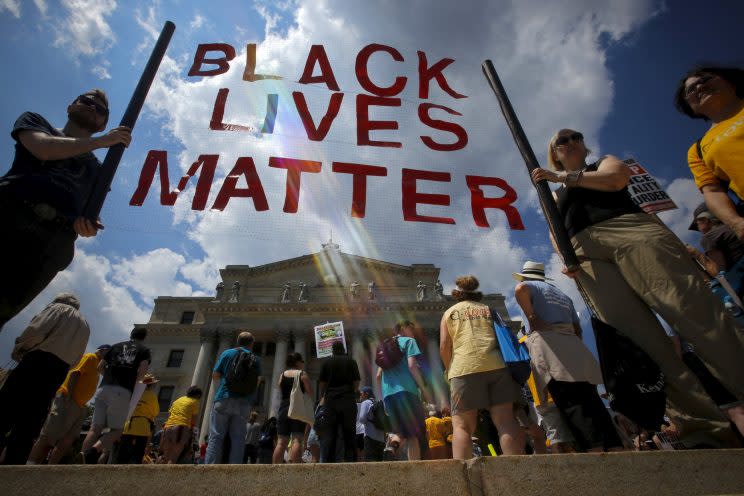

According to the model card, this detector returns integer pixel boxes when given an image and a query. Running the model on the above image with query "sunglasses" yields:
[554,132,584,148]
[684,74,717,100]
[76,94,109,116]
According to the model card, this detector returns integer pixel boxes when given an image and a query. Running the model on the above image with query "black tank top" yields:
[555,159,642,238]
[280,371,305,400]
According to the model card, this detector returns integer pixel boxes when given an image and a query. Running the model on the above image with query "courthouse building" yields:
[138,240,512,439]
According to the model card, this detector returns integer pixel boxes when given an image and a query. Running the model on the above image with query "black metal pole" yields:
[481,59,580,272]
[83,21,176,220]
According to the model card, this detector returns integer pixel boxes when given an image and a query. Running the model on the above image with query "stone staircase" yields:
[2,450,743,496]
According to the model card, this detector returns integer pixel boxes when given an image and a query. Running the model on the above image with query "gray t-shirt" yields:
[520,280,579,333]
[245,421,261,446]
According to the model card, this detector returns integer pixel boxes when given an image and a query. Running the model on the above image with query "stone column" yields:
[191,330,217,391]
[425,327,446,407]
[351,329,367,386]
[268,329,289,417]
[294,334,306,359]
[198,331,234,443]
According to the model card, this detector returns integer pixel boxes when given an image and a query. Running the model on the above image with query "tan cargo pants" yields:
[571,213,744,448]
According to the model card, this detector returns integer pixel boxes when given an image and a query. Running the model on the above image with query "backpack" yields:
[366,399,390,431]
[491,310,532,385]
[224,349,260,395]
[375,336,405,370]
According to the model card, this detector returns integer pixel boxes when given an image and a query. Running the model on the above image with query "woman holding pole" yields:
[530,129,744,448]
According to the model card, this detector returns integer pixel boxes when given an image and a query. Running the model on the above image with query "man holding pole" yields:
[0,89,131,331]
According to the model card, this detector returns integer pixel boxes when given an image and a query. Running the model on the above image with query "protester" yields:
[116,373,160,464]
[513,262,622,452]
[80,327,151,464]
[674,66,744,239]
[513,385,548,455]
[440,406,453,458]
[531,128,744,448]
[243,411,260,464]
[523,372,575,454]
[273,352,313,464]
[26,344,109,464]
[205,332,262,464]
[0,293,89,464]
[160,386,202,464]
[377,321,432,461]
[0,90,132,332]
[439,278,524,458]
[688,203,744,299]
[357,386,385,462]
[257,417,277,464]
[425,406,450,459]
[318,342,360,463]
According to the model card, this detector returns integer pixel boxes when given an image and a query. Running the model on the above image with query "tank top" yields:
[443,300,505,379]
[280,370,305,401]
[555,159,642,238]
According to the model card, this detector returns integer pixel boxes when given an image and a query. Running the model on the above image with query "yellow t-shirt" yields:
[57,353,100,407]
[123,389,160,437]
[444,301,505,379]
[164,396,200,429]
[688,104,744,198]
[425,416,449,448]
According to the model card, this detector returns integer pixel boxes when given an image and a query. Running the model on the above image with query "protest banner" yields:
[314,321,346,358]
[623,159,677,214]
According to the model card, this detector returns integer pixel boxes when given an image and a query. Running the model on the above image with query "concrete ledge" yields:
[472,450,744,496]
[1,450,742,496]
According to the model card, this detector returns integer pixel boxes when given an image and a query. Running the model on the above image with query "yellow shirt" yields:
[123,389,160,437]
[688,104,744,198]
[57,353,100,407]
[444,301,505,379]
[164,396,200,429]
[425,416,450,448]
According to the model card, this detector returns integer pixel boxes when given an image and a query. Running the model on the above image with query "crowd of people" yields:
[1,66,743,463]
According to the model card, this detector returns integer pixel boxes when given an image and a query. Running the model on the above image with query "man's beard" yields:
[68,107,101,133]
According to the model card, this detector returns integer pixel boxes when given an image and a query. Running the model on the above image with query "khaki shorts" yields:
[92,385,131,430]
[39,393,86,443]
[449,368,521,415]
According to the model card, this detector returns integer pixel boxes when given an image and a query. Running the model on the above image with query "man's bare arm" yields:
[17,127,132,162]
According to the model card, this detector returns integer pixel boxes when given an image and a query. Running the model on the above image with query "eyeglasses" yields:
[76,95,109,116]
[554,132,584,148]
[684,74,717,100]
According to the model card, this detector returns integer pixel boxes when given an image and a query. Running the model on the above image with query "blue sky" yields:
[1,0,742,363]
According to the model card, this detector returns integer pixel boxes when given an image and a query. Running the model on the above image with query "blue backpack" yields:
[491,310,531,384]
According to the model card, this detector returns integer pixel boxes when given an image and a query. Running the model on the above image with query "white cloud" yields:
[53,0,117,57]
[110,248,195,302]
[0,0,20,18]
[189,14,204,30]
[91,64,111,80]
[33,0,47,16]
[0,250,150,365]
[657,177,704,245]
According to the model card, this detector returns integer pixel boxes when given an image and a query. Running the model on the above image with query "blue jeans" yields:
[205,396,252,464]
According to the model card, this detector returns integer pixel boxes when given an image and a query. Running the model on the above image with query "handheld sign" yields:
[314,321,346,359]
[623,159,677,214]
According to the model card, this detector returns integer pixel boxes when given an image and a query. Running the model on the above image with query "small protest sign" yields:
[624,159,677,214]
[314,321,346,359]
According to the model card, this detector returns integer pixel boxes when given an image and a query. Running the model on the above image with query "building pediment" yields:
[220,248,439,290]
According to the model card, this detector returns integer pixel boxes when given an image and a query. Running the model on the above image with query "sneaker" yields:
[73,451,86,464]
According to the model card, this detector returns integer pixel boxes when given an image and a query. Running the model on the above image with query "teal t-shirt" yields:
[381,336,421,399]
[213,347,262,402]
